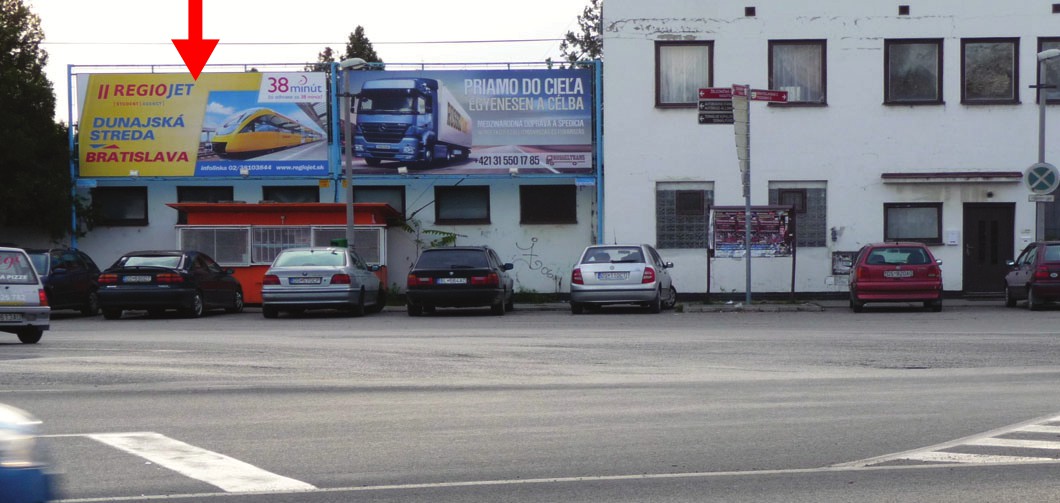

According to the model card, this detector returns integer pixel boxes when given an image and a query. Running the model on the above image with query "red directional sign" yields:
[699,87,733,100]
[749,89,788,102]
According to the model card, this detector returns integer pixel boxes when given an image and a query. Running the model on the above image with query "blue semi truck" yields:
[354,78,473,169]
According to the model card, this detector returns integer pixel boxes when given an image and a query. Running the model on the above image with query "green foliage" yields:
[0,0,81,239]
[391,217,462,253]
[559,0,602,64]
[344,26,382,64]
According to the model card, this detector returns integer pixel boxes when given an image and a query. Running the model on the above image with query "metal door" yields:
[962,203,1015,294]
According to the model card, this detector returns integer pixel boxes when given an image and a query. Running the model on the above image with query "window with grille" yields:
[656,182,713,249]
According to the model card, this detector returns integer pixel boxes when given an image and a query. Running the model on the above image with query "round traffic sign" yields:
[1025,162,1060,194]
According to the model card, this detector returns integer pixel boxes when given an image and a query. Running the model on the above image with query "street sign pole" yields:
[732,85,752,305]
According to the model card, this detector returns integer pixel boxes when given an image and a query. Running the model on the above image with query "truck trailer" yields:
[354,78,473,169]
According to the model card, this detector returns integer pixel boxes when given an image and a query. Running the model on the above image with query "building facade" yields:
[603,0,1060,296]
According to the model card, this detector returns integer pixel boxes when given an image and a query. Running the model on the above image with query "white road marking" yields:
[86,432,316,493]
[835,413,1060,468]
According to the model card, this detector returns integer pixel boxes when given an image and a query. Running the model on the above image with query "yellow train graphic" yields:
[211,108,323,158]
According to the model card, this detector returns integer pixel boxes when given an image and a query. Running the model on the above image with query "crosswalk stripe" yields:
[968,437,1060,450]
[1017,425,1060,434]
[901,452,1055,464]
[87,432,317,493]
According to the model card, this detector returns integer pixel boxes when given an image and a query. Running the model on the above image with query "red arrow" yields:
[171,0,218,80]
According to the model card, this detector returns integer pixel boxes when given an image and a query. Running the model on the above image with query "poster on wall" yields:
[78,72,328,177]
[339,68,594,175]
[711,206,795,258]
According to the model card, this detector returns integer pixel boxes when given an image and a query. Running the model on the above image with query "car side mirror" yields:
[225,269,236,275]
[1006,260,1016,267]
[368,264,381,272]
[663,262,674,269]
[503,263,514,271]
[935,259,943,266]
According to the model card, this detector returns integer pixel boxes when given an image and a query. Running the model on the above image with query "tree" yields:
[559,0,602,65]
[0,0,79,240]
[307,26,383,73]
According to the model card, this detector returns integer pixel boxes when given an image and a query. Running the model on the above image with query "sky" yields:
[26,0,590,122]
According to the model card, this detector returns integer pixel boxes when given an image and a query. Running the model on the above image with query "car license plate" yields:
[436,277,467,284]
[597,272,629,280]
[0,313,22,322]
[123,275,153,283]
[375,144,391,150]
[289,277,322,285]
[883,270,914,278]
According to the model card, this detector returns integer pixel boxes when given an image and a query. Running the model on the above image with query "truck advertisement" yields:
[343,68,594,175]
[77,72,329,177]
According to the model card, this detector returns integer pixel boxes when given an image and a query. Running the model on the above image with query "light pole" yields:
[338,58,367,250]
[1035,49,1060,240]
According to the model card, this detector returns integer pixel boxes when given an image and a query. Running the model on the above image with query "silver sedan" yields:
[569,244,677,314]
[261,247,385,318]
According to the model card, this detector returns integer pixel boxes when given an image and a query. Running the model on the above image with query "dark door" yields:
[963,203,1015,294]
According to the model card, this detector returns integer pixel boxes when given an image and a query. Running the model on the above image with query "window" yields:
[520,185,577,224]
[961,38,1019,104]
[435,186,490,224]
[769,183,827,248]
[884,39,943,104]
[178,228,250,266]
[262,186,319,203]
[176,186,234,224]
[656,182,714,249]
[310,227,384,264]
[354,186,406,216]
[769,40,826,104]
[884,203,942,245]
[655,41,714,107]
[92,186,148,226]
[1038,38,1060,104]
[252,227,312,264]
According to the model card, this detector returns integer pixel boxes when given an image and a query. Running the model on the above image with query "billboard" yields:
[711,207,795,258]
[78,72,329,177]
[341,68,594,175]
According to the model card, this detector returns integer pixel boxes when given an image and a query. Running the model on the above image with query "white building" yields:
[603,0,1060,297]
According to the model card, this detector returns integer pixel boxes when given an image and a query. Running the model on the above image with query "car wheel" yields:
[647,289,662,314]
[407,303,423,317]
[505,290,515,312]
[571,302,584,315]
[925,299,943,312]
[1028,287,1041,311]
[349,288,366,317]
[850,296,864,313]
[367,285,386,314]
[17,327,43,344]
[262,305,279,319]
[102,309,122,320]
[664,286,678,310]
[81,290,100,316]
[183,292,205,318]
[225,290,244,314]
[1004,285,1016,308]
[491,298,505,316]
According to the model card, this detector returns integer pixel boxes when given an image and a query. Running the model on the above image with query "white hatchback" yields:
[0,247,50,344]
[569,244,677,314]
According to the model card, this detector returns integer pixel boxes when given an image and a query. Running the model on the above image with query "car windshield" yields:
[865,247,931,265]
[582,247,644,264]
[122,256,182,268]
[415,250,488,269]
[26,252,49,275]
[274,250,345,267]
[0,251,38,284]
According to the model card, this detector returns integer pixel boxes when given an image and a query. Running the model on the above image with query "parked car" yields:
[569,244,677,314]
[97,250,244,319]
[849,242,943,312]
[261,247,385,318]
[406,246,514,316]
[24,247,101,316]
[0,403,54,503]
[1003,240,1060,310]
[0,247,50,344]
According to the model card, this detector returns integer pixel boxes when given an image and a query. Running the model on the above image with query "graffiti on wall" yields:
[511,237,562,286]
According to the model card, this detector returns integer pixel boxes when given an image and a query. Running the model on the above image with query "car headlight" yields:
[0,404,44,468]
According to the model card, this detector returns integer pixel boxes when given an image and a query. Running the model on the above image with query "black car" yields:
[406,246,515,316]
[97,250,244,319]
[25,247,102,316]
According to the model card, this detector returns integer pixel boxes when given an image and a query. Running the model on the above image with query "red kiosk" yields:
[167,202,401,304]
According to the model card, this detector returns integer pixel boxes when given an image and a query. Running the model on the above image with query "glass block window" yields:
[769,183,827,248]
[311,226,384,264]
[178,227,250,266]
[252,226,312,264]
[656,182,714,249]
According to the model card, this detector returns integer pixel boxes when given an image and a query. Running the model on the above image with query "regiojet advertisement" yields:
[78,72,328,177]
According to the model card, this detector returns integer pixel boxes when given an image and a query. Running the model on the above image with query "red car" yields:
[849,242,943,312]
[1003,241,1060,310]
